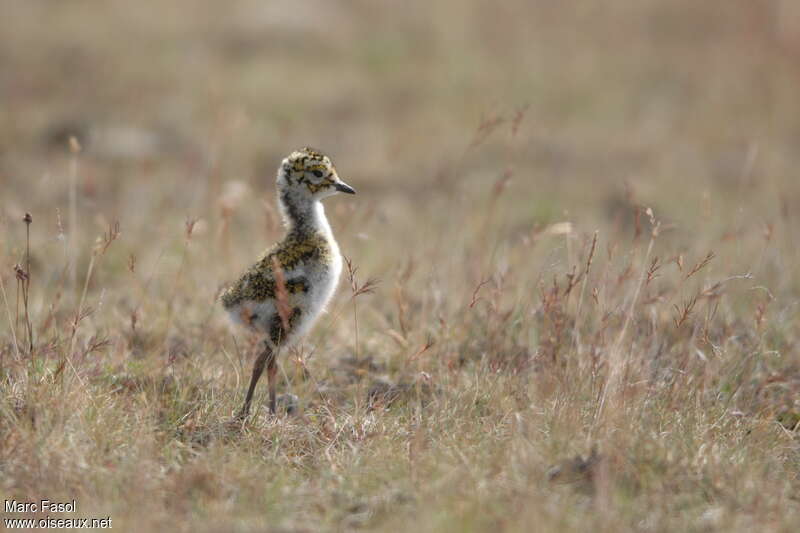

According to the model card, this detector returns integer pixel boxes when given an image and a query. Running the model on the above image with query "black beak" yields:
[334,181,356,194]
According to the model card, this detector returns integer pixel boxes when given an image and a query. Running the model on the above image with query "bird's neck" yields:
[278,188,333,239]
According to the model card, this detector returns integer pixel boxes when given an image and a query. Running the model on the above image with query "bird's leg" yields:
[237,343,273,419]
[267,357,278,414]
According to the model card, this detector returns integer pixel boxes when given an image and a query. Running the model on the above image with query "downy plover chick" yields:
[221,147,356,418]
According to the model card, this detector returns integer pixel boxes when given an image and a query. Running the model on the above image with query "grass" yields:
[1,1,800,531]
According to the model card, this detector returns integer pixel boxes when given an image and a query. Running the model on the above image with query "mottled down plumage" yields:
[221,230,337,344]
[221,147,355,418]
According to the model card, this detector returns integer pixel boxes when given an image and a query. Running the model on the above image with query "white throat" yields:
[309,201,334,238]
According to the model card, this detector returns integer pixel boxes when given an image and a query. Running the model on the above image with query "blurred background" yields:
[2,0,800,371]
[2,0,800,366]
[2,0,800,281]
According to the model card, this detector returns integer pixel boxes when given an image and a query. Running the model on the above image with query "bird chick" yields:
[221,147,356,418]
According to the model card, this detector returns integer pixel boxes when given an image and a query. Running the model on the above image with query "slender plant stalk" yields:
[0,267,21,365]
[69,136,80,289]
[352,296,359,362]
[593,224,658,433]
[23,214,33,353]
[571,231,599,356]
[64,222,118,393]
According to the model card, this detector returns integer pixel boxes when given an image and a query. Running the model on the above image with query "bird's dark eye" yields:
[312,170,324,178]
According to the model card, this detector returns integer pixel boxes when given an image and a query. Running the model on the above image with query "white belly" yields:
[287,251,342,344]
[225,245,342,347]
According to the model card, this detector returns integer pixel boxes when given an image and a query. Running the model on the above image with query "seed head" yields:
[14,264,28,282]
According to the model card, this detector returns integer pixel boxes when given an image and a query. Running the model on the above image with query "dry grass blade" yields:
[511,103,531,137]
[685,251,715,279]
[673,293,699,329]
[2,3,799,531]
[469,277,491,308]
[271,256,291,331]
[467,112,506,150]
[646,256,661,285]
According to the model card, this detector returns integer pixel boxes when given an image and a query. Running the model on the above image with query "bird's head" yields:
[277,147,355,200]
